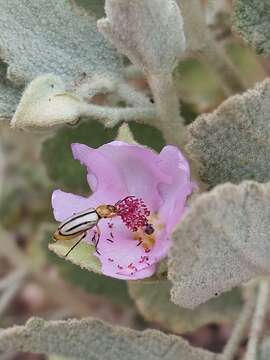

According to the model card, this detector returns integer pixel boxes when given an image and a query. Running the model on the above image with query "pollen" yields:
[115,196,150,232]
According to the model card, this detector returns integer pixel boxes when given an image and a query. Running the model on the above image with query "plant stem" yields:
[117,81,151,107]
[148,73,185,147]
[223,296,255,360]
[80,103,156,128]
[244,280,270,360]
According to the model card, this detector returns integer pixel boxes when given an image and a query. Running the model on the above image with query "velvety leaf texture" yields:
[187,79,270,188]
[0,0,122,86]
[233,0,270,54]
[128,280,243,333]
[0,318,220,360]
[168,181,270,308]
[98,0,185,74]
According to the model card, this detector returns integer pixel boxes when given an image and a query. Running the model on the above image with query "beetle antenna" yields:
[65,233,86,257]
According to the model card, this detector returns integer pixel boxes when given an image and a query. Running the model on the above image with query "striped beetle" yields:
[53,204,118,257]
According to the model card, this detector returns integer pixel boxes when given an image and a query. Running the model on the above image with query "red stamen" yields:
[115,196,150,232]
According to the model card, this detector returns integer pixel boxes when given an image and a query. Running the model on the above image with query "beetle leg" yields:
[65,232,86,258]
[93,225,101,255]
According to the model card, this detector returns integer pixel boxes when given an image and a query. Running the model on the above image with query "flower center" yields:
[115,196,150,232]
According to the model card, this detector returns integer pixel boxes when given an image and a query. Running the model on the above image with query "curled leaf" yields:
[169,181,270,308]
[0,317,220,360]
[11,74,82,129]
[187,79,270,187]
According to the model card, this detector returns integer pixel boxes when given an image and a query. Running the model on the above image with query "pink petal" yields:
[52,190,93,221]
[84,216,170,280]
[96,141,170,211]
[71,143,127,204]
[157,146,193,232]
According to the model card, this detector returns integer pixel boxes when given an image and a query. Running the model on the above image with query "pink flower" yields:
[52,141,193,280]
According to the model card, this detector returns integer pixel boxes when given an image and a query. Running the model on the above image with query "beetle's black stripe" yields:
[58,229,85,237]
[59,210,97,230]
[65,221,95,233]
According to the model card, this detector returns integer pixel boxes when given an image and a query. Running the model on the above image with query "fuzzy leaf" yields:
[49,239,101,274]
[129,280,243,333]
[0,0,122,86]
[168,181,270,308]
[11,74,83,129]
[0,317,220,360]
[187,79,270,188]
[98,0,185,75]
[41,120,118,193]
[233,0,270,55]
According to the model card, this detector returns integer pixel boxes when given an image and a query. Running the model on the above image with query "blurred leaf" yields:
[226,42,266,86]
[41,120,118,194]
[0,317,220,360]
[187,79,270,188]
[0,0,121,86]
[128,280,243,334]
[260,337,270,360]
[129,123,165,152]
[0,62,22,120]
[169,181,270,308]
[45,230,132,305]
[175,58,223,112]
[233,0,270,55]
[176,0,207,52]
[73,0,105,18]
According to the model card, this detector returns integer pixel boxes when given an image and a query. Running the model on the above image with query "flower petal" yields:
[71,143,127,204]
[97,141,170,211]
[84,216,170,280]
[52,190,93,221]
[158,146,193,232]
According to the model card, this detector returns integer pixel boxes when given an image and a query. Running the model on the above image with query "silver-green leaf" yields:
[187,79,270,187]
[169,181,270,308]
[0,0,122,86]
[0,317,220,360]
[233,0,270,55]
